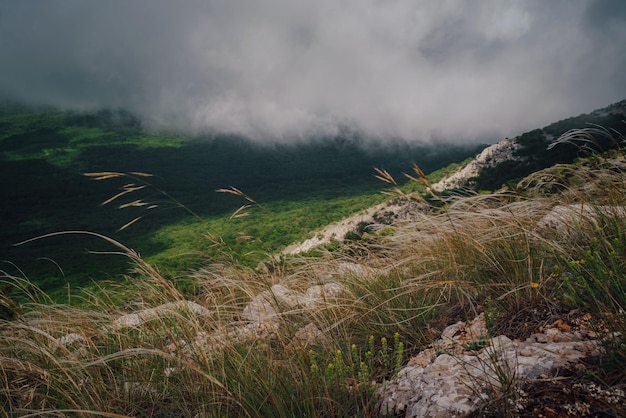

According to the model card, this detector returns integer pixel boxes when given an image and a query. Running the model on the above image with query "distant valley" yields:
[0,105,481,295]
[1,100,624,296]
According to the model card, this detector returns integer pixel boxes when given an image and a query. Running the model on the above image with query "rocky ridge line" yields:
[431,138,520,192]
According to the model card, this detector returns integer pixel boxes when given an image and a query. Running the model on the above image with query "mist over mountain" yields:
[1,0,625,142]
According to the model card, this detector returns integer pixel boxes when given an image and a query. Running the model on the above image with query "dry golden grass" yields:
[2,139,626,416]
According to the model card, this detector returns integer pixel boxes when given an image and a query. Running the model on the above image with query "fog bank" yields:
[1,0,625,142]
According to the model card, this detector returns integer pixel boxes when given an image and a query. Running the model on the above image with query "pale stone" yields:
[431,138,521,192]
[241,283,348,327]
[538,204,626,232]
[107,300,212,331]
[56,333,88,346]
[302,283,348,307]
[378,314,601,417]
[241,284,299,326]
[291,323,327,348]
[170,282,348,358]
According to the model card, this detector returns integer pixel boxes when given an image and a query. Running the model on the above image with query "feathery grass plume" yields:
[374,166,427,203]
[4,133,626,415]
[84,171,202,231]
[547,123,625,155]
[403,162,432,191]
[215,186,264,219]
[83,171,126,181]
[100,184,146,206]
[85,170,234,259]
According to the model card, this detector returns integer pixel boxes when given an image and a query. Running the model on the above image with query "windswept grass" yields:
[2,128,626,416]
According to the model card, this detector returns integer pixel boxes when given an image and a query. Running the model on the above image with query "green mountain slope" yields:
[2,129,625,417]
[472,100,626,190]
[0,105,481,294]
[2,99,624,296]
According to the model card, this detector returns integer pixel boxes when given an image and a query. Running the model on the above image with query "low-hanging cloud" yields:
[1,0,625,142]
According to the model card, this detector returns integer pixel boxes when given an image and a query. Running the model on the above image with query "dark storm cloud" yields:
[1,0,625,142]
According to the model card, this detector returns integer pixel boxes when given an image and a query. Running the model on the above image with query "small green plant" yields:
[4,120,626,416]
[466,335,489,352]
[484,297,497,337]
[563,235,626,314]
[481,346,520,416]
[305,332,406,412]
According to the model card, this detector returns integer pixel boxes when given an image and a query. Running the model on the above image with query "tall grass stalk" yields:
[3,131,626,415]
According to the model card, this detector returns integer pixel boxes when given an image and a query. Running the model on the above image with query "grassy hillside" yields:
[472,100,626,190]
[1,128,625,416]
[0,104,482,296]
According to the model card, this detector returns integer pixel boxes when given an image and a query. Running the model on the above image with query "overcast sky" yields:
[1,0,625,143]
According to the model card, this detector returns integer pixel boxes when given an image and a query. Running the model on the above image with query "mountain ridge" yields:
[280,99,626,254]
[2,100,626,417]
[434,99,626,192]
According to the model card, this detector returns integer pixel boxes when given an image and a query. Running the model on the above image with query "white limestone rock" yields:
[241,283,349,328]
[107,300,212,331]
[170,282,350,358]
[538,204,626,232]
[431,138,521,192]
[378,314,601,418]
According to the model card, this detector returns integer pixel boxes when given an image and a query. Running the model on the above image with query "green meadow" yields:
[0,105,481,297]
[1,103,626,417]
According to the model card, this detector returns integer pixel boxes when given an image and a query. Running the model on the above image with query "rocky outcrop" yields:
[539,204,626,234]
[281,200,426,255]
[378,313,602,418]
[242,282,348,329]
[431,138,521,192]
[55,282,349,360]
[106,300,212,331]
[166,282,349,358]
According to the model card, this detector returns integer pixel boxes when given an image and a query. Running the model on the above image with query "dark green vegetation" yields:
[0,104,482,296]
[473,100,626,190]
[2,138,625,417]
[1,102,626,417]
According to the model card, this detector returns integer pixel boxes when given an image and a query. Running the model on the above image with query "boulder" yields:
[378,314,601,417]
